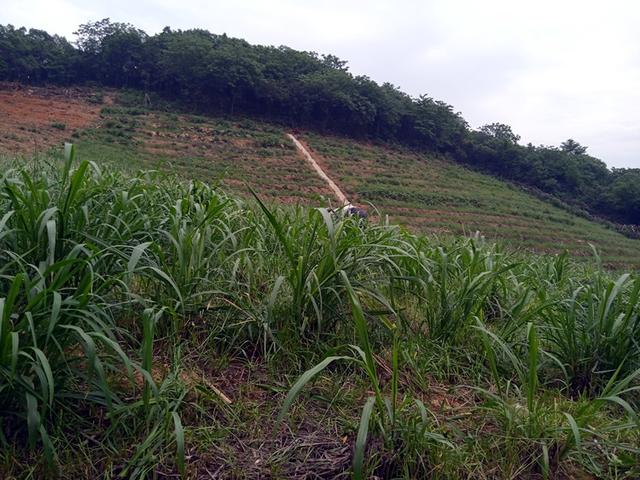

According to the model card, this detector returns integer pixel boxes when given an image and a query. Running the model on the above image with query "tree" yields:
[74,18,144,54]
[0,25,77,84]
[321,54,348,71]
[599,169,640,224]
[560,139,588,155]
[73,18,148,86]
[479,123,521,144]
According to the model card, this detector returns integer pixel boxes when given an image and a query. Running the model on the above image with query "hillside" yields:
[301,133,640,269]
[4,20,640,227]
[1,84,639,269]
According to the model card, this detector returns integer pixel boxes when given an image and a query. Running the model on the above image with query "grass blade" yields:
[354,396,376,480]
[172,411,185,477]
[275,355,350,428]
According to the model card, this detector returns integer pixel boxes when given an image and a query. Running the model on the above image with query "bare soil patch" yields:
[0,83,103,155]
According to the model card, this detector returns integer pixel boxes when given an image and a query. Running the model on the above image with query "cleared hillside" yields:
[0,85,334,204]
[300,133,640,269]
[75,109,335,205]
[0,84,104,153]
[0,85,638,268]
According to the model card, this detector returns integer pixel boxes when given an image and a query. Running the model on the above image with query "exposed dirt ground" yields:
[0,83,104,155]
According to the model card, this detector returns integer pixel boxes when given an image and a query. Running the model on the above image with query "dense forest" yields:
[1,19,639,226]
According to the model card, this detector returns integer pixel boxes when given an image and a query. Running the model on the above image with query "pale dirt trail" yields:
[287,133,349,205]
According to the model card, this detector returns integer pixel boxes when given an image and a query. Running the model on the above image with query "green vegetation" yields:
[2,19,640,227]
[0,146,638,478]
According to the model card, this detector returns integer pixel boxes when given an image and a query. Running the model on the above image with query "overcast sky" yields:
[4,0,640,168]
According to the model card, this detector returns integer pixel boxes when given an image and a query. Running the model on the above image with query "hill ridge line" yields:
[287,133,349,205]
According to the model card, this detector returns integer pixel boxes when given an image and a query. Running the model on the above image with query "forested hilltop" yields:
[2,19,639,227]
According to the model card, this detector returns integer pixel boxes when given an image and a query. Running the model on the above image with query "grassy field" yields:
[0,147,639,479]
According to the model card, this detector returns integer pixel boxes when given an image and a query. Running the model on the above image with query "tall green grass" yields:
[0,146,638,477]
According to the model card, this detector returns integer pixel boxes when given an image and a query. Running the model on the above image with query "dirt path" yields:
[287,133,349,205]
